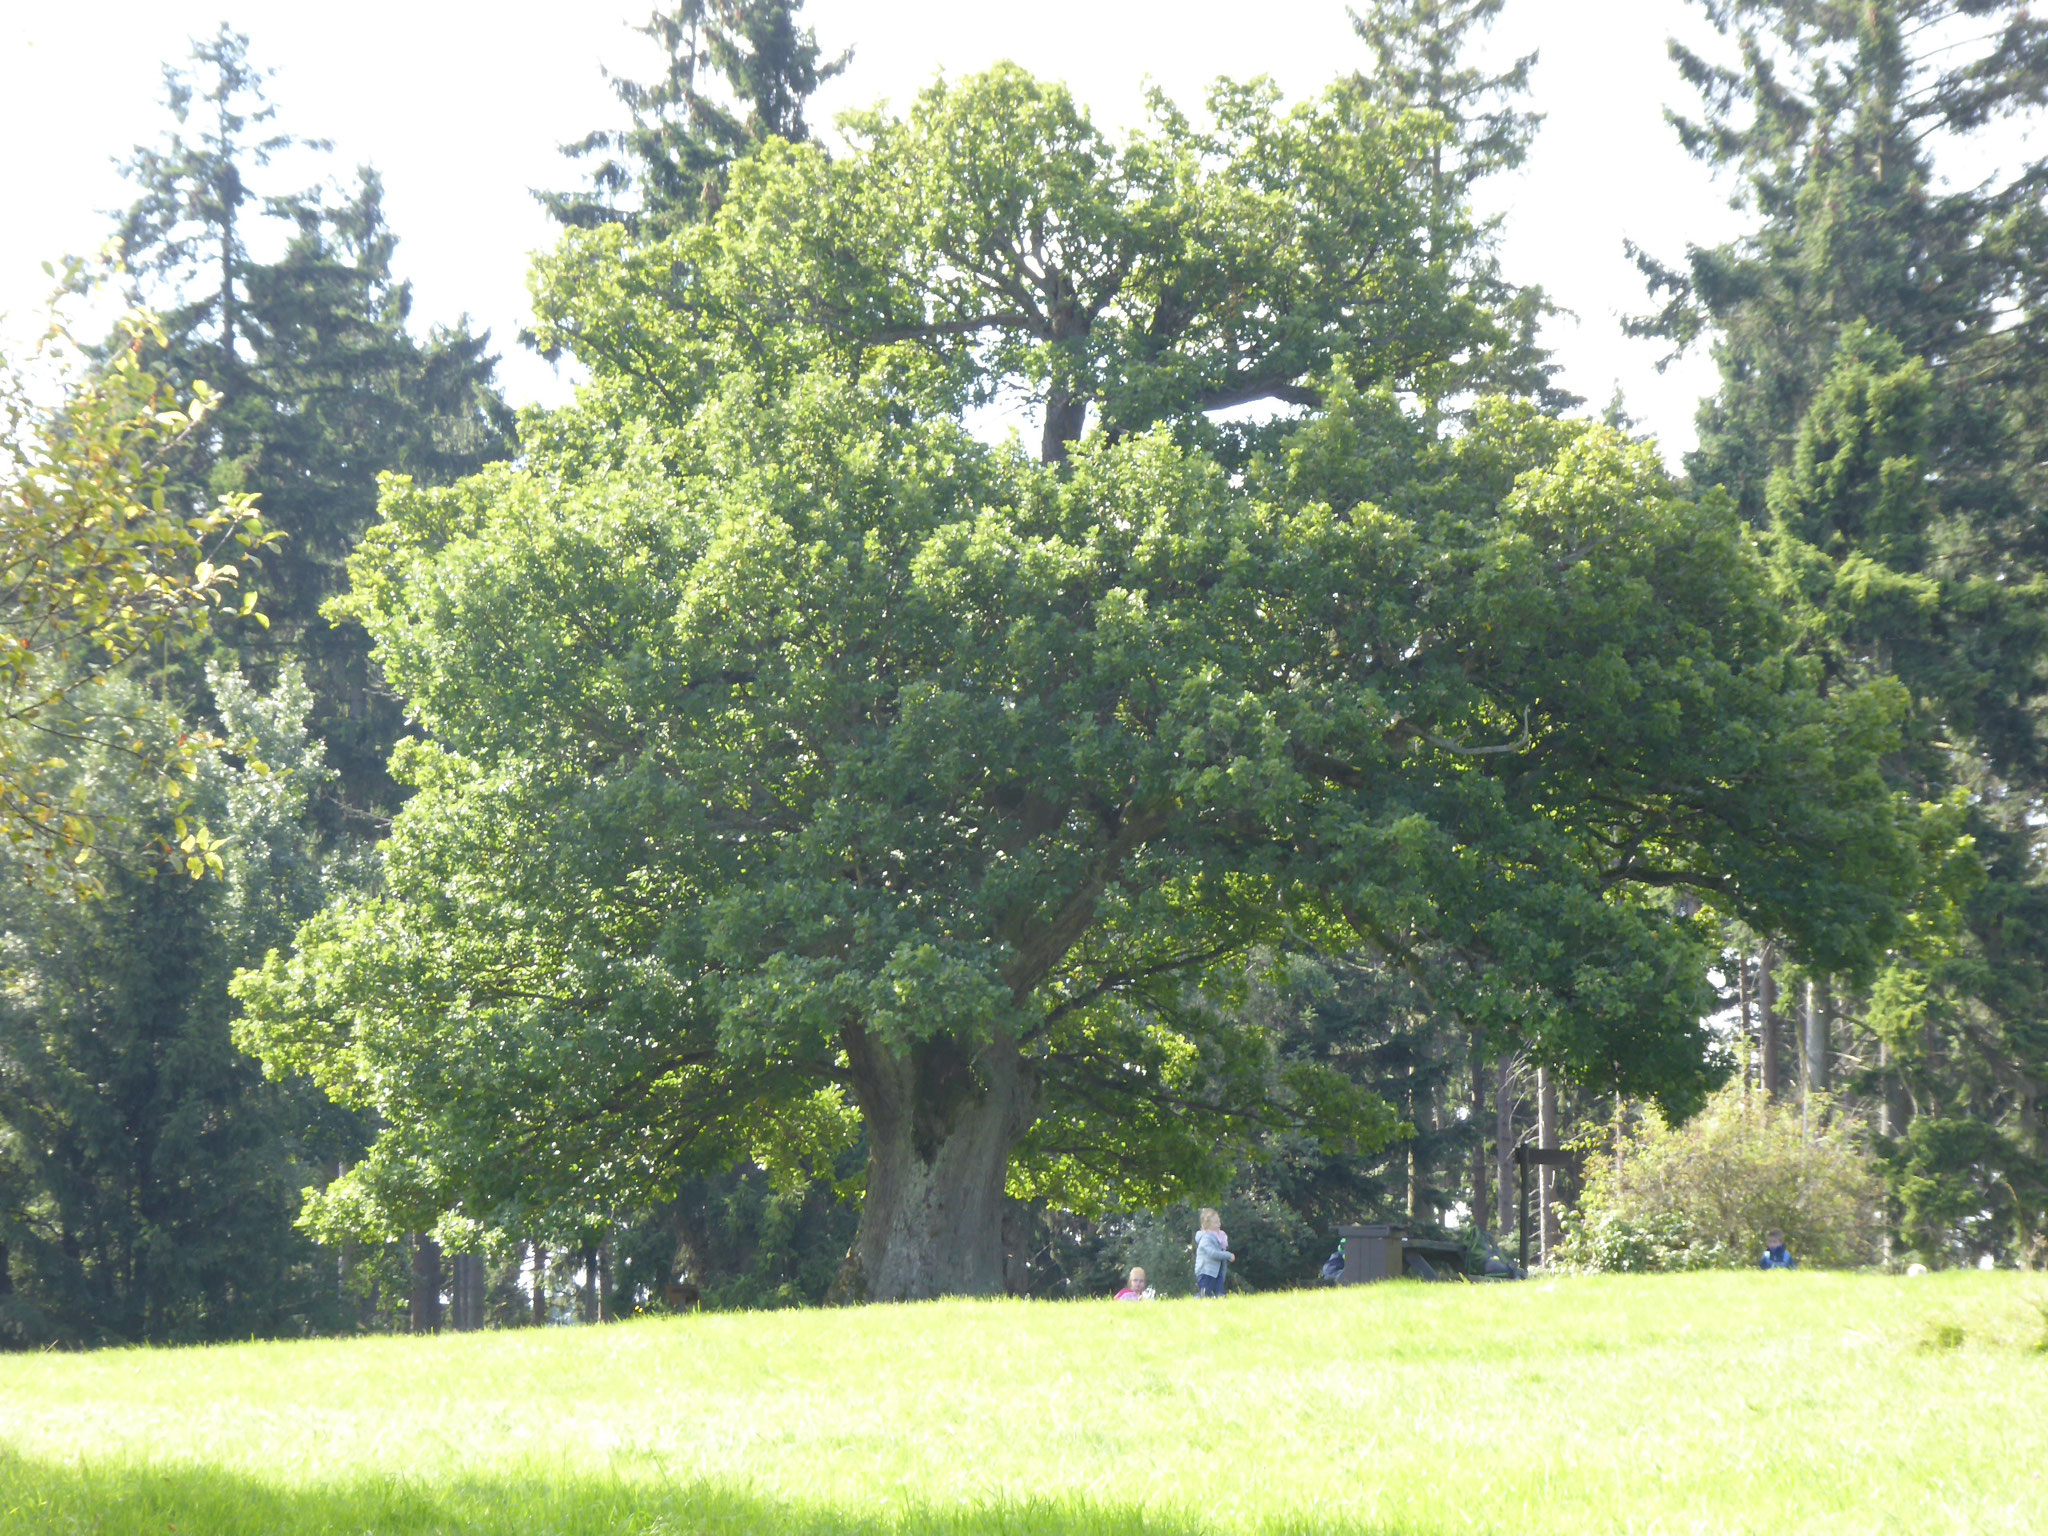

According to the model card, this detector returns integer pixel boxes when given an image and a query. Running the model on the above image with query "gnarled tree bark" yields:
[838,1027,1037,1301]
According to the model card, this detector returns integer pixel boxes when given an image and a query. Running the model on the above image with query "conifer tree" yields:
[112,24,323,395]
[0,669,350,1346]
[1636,0,2048,1264]
[538,0,848,236]
[110,29,514,819]
[230,172,515,812]
[1350,0,1567,409]
[1263,954,1482,1230]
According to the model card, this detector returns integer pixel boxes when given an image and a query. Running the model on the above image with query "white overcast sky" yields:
[2,1,1779,458]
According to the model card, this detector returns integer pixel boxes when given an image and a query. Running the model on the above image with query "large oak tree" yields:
[239,68,1911,1298]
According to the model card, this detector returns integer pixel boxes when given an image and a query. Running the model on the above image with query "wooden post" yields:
[1516,1146,1582,1277]
[1517,1146,1531,1273]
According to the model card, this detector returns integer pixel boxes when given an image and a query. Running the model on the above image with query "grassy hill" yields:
[2,1271,2044,1535]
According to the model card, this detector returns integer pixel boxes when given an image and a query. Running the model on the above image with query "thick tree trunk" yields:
[1758,946,1780,1101]
[409,1234,443,1335]
[840,1028,1036,1301]
[1040,390,1088,464]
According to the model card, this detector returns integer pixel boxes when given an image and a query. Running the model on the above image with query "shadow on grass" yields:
[0,1453,1399,1536]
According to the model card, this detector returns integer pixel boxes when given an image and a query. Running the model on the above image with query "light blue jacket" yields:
[1195,1228,1233,1279]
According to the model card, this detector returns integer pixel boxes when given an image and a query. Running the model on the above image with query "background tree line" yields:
[4,0,2044,1344]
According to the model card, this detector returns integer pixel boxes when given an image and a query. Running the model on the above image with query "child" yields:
[1194,1207,1235,1298]
[1114,1266,1153,1301]
[1759,1229,1796,1269]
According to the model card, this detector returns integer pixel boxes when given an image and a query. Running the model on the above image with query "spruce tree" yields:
[111,24,323,398]
[1349,0,1567,409]
[538,0,848,236]
[110,29,515,820]
[0,669,350,1346]
[1262,954,1482,1233]
[231,171,515,813]
[1637,0,2048,1264]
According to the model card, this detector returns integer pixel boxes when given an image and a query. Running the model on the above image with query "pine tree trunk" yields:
[839,1027,1036,1301]
[1878,1036,1902,1267]
[1758,946,1780,1101]
[409,1234,443,1335]
[1802,979,1827,1131]
[1537,1069,1560,1262]
[1405,1056,1423,1220]
[219,189,237,378]
[449,1253,483,1331]
[1471,1051,1491,1236]
[1494,1061,1515,1236]
[580,1247,599,1324]
[1736,951,1754,1096]
[1811,982,1831,1098]
[530,1242,548,1326]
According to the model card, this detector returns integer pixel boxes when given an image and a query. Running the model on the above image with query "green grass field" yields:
[2,1272,2044,1535]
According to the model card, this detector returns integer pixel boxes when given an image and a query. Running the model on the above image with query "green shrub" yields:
[1557,1084,1883,1271]
[1557,1212,1736,1274]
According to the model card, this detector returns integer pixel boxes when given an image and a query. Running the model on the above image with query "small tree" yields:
[1560,1085,1884,1271]
[1,301,267,885]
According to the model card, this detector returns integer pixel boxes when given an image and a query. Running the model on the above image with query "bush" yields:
[1557,1085,1883,1271]
[1557,1212,1738,1274]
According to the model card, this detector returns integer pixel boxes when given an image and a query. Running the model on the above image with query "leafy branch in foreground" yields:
[0,294,273,884]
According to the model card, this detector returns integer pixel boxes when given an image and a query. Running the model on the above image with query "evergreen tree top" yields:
[1348,0,1539,190]
[111,25,328,371]
[537,0,850,237]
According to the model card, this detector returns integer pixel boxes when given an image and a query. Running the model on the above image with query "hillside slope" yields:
[2,1272,2044,1534]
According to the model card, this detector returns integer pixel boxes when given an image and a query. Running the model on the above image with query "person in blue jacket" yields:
[1760,1229,1796,1269]
[1194,1207,1235,1297]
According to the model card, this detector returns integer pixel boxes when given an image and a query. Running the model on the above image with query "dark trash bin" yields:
[1334,1224,1407,1283]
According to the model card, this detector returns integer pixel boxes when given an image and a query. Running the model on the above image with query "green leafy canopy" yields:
[239,67,1914,1282]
